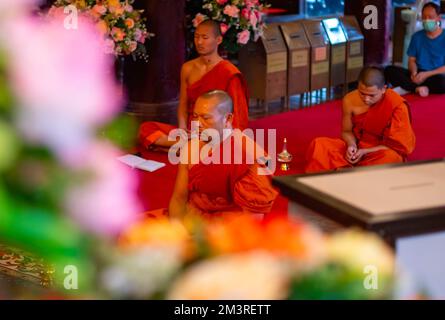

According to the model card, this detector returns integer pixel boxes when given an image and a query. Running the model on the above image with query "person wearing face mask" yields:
[305,66,416,173]
[385,2,445,97]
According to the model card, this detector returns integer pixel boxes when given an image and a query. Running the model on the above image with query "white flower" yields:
[168,252,291,300]
[327,229,395,276]
[101,247,182,299]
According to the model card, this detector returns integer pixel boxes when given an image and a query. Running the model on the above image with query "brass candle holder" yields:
[277,138,292,171]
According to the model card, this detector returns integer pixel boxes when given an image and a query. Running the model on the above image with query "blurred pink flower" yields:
[46,5,66,20]
[134,28,147,43]
[111,27,126,41]
[0,0,38,19]
[220,23,229,35]
[5,15,121,162]
[245,0,259,10]
[104,38,116,54]
[241,8,250,20]
[92,4,107,15]
[216,0,228,5]
[90,4,107,18]
[193,13,207,28]
[223,5,240,18]
[237,29,250,44]
[124,4,134,13]
[250,10,258,28]
[256,9,264,23]
[65,142,141,237]
[128,41,138,53]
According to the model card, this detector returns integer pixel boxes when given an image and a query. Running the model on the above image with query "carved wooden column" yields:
[344,0,392,65]
[125,0,186,124]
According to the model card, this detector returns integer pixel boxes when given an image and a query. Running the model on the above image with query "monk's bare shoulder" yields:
[181,59,195,76]
[342,90,356,111]
[342,90,362,112]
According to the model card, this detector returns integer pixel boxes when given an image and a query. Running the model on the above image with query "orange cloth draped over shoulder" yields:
[145,132,278,220]
[138,60,249,150]
[305,89,416,173]
[187,136,278,218]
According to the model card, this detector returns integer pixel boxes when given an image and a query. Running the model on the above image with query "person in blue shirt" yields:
[385,2,445,97]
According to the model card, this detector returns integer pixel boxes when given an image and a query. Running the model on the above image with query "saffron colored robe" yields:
[305,89,416,173]
[138,60,249,150]
[145,132,278,220]
[188,132,278,218]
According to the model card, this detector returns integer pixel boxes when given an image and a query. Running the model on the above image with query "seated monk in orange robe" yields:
[168,90,278,220]
[139,20,249,152]
[305,66,416,173]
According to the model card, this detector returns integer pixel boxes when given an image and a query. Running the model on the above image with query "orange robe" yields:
[187,133,278,218]
[305,89,416,173]
[139,60,249,150]
[144,132,278,220]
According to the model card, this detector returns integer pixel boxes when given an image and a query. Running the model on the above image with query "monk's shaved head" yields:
[200,90,233,115]
[358,66,386,89]
[197,19,222,38]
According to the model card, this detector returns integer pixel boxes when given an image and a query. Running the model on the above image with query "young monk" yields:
[139,19,249,152]
[305,66,416,173]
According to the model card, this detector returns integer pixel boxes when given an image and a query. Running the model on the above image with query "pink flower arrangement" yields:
[6,15,121,162]
[49,0,153,60]
[65,142,141,236]
[220,23,229,35]
[3,7,141,237]
[192,13,207,28]
[223,5,240,18]
[237,29,250,45]
[191,0,267,53]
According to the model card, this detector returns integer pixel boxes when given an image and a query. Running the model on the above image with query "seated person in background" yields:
[169,90,278,220]
[139,19,249,152]
[385,2,445,97]
[305,66,416,173]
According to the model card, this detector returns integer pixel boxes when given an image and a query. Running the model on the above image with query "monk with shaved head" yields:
[168,90,278,220]
[138,19,249,153]
[305,66,416,173]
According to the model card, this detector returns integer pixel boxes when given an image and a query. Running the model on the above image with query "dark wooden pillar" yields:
[125,0,186,124]
[344,0,392,65]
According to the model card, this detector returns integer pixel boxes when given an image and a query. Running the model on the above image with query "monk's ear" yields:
[216,35,223,45]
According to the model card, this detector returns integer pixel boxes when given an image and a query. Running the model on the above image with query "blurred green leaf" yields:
[0,120,19,172]
[100,114,138,151]
[0,51,14,115]
[288,262,394,300]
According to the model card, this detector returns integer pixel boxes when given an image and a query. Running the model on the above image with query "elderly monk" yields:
[305,66,416,173]
[139,19,249,152]
[168,90,278,220]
